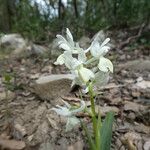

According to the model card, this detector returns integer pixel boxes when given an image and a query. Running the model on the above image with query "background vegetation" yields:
[0,0,149,42]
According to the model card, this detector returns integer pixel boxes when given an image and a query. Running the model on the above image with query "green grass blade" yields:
[100,111,115,150]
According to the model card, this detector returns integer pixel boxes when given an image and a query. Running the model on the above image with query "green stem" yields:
[88,83,96,116]
[88,83,99,148]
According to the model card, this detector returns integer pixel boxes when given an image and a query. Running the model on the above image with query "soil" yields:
[0,29,150,150]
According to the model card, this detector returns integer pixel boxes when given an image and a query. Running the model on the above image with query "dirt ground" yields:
[0,29,150,150]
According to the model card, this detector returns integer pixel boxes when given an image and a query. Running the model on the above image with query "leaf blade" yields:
[100,111,114,150]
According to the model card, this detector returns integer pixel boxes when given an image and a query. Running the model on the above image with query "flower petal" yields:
[56,35,67,44]
[66,28,74,47]
[63,52,80,70]
[78,66,95,83]
[51,106,71,116]
[78,49,87,63]
[101,38,110,47]
[56,34,71,51]
[90,41,100,58]
[99,46,110,56]
[98,57,113,73]
[66,28,73,41]
[70,100,86,115]
[59,43,71,51]
[54,54,65,65]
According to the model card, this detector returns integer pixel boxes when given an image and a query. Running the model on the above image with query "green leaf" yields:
[81,121,96,150]
[100,111,114,150]
[4,74,12,82]
[95,113,102,150]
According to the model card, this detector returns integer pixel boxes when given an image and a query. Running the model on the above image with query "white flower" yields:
[98,57,113,73]
[56,28,83,54]
[77,65,95,83]
[54,53,65,65]
[90,38,110,57]
[67,52,95,84]
[87,37,113,73]
[55,51,95,84]
[51,100,86,117]
[51,100,86,131]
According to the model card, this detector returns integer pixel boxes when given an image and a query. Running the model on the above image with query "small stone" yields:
[36,74,74,84]
[136,77,143,82]
[30,44,48,55]
[128,112,136,120]
[32,74,74,101]
[28,135,34,142]
[136,80,150,89]
[13,123,27,139]
[131,91,140,98]
[67,140,84,150]
[0,91,15,101]
[144,141,150,150]
[39,142,54,150]
[124,101,147,112]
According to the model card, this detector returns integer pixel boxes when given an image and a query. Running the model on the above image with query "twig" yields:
[118,23,145,49]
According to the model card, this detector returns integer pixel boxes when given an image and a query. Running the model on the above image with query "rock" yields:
[27,44,48,56]
[144,141,150,150]
[36,74,74,84]
[0,34,27,55]
[39,142,54,150]
[124,101,147,112]
[118,60,150,72]
[135,80,150,89]
[0,34,49,58]
[0,34,26,49]
[127,112,136,120]
[31,74,74,101]
[67,140,84,150]
[49,40,62,57]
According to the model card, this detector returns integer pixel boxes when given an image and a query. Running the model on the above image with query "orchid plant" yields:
[52,28,114,150]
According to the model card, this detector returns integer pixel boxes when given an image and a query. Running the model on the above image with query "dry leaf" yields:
[67,140,83,150]
[135,80,150,89]
[120,132,141,150]
[0,137,25,150]
[14,123,27,138]
[124,101,147,112]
